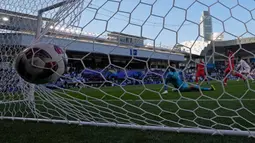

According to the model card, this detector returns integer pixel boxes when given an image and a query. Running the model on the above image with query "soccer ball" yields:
[15,43,68,84]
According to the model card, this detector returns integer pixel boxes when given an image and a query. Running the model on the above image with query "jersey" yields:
[165,71,188,89]
[237,59,251,71]
[197,62,205,72]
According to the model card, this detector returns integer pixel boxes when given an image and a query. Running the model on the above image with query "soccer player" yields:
[250,62,255,76]
[223,50,245,86]
[236,57,254,81]
[161,63,215,94]
[195,59,209,84]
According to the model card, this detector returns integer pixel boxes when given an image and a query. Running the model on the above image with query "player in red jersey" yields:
[223,50,245,85]
[195,59,209,84]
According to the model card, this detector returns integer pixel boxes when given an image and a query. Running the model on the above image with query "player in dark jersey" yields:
[161,63,215,94]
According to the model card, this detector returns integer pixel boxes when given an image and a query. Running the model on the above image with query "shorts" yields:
[239,67,251,74]
[196,71,205,77]
[224,65,234,73]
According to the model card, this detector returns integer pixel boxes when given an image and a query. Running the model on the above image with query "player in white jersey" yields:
[236,57,254,81]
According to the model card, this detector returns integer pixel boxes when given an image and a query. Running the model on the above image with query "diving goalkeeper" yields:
[161,63,215,94]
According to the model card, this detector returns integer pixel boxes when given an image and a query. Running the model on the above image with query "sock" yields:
[234,73,245,80]
[164,79,168,91]
[190,85,211,91]
[204,77,210,84]
[195,76,199,83]
[224,71,230,84]
[224,77,228,84]
[200,87,212,91]
[247,74,254,80]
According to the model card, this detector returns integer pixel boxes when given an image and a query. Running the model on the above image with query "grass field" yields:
[2,80,255,142]
[1,120,255,143]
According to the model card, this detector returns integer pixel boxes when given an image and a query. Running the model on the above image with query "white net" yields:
[1,0,255,137]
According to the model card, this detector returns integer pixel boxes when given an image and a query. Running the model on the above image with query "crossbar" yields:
[38,0,77,14]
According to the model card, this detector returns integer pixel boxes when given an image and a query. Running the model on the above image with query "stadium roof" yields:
[0,9,51,21]
[212,37,255,47]
[0,33,185,61]
[201,37,255,56]
[108,32,148,40]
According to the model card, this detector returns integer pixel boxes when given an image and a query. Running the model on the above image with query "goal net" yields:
[1,0,255,137]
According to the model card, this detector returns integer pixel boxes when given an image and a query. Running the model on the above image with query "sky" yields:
[78,0,255,47]
[2,0,255,48]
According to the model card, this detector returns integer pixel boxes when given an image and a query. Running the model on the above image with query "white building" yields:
[176,40,210,55]
[212,32,224,41]
[200,11,213,42]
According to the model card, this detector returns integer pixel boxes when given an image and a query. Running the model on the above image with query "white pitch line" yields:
[0,99,28,104]
[86,98,255,102]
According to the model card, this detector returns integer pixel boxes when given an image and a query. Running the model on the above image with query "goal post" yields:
[28,0,78,115]
[2,0,255,138]
[21,0,72,117]
[36,0,75,39]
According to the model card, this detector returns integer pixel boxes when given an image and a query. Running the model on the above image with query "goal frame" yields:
[1,0,254,137]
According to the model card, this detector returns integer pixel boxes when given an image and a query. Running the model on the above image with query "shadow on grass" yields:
[0,120,254,143]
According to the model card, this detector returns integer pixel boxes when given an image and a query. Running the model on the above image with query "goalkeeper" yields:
[161,63,215,94]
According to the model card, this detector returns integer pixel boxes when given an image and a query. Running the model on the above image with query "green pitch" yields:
[57,80,255,131]
[2,80,255,143]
